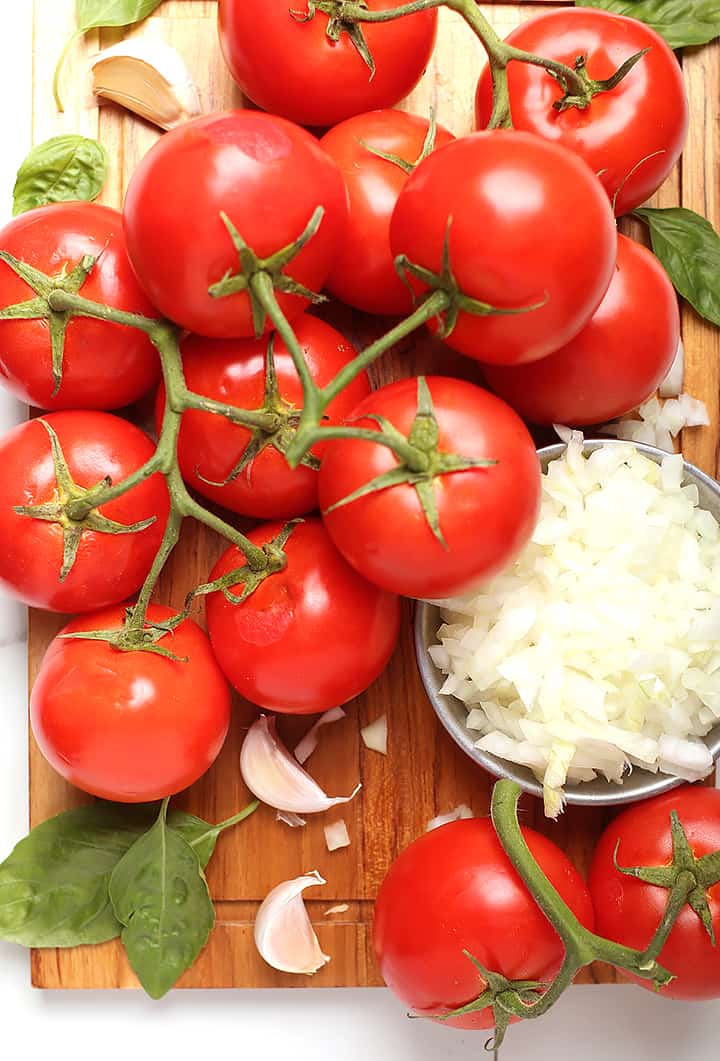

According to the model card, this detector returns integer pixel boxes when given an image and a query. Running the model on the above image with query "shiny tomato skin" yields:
[205,518,401,714]
[30,604,231,802]
[390,131,617,365]
[158,317,369,519]
[318,377,541,599]
[475,9,688,217]
[218,0,438,128]
[374,818,595,1029]
[589,786,720,1000]
[0,203,160,410]
[483,235,680,425]
[123,111,348,338]
[0,411,169,613]
[320,110,455,315]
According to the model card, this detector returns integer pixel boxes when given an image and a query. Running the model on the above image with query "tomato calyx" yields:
[323,376,496,547]
[191,519,300,606]
[548,48,650,113]
[60,605,192,662]
[291,1,376,76]
[614,810,720,954]
[358,108,439,176]
[0,248,97,397]
[208,209,327,337]
[396,221,549,340]
[14,418,157,583]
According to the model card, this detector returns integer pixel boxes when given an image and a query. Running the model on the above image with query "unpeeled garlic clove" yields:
[240,715,361,813]
[254,871,330,975]
[90,40,201,131]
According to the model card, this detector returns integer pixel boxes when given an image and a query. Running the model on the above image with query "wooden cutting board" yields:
[27,0,720,989]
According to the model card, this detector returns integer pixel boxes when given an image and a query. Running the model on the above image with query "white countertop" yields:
[2,6,718,1058]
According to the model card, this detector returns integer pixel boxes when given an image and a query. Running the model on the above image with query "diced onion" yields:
[431,438,719,816]
[659,339,685,398]
[276,811,307,828]
[425,804,473,831]
[602,393,709,453]
[361,715,388,754]
[324,819,350,851]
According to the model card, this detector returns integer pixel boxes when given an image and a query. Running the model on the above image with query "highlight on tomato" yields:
[30,605,231,803]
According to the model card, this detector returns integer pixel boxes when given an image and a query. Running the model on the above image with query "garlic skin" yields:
[276,810,307,829]
[240,715,361,813]
[255,872,330,976]
[426,804,474,832]
[90,40,201,131]
[294,707,346,765]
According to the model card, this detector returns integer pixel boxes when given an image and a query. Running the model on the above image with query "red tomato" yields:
[0,411,169,613]
[321,110,455,315]
[589,786,720,1000]
[374,818,595,1029]
[205,518,401,713]
[123,111,348,338]
[30,604,231,802]
[158,317,370,519]
[475,8,688,217]
[218,0,438,128]
[0,203,159,410]
[318,377,541,599]
[483,235,680,425]
[390,131,617,365]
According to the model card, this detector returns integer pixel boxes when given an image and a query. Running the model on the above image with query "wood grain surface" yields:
[28,0,720,990]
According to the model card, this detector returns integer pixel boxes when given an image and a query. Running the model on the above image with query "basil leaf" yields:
[109,801,215,1000]
[13,135,108,216]
[634,207,720,327]
[0,804,152,947]
[581,0,720,48]
[75,0,165,32]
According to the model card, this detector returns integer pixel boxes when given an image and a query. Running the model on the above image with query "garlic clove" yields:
[240,715,361,813]
[90,40,201,131]
[324,819,350,852]
[361,714,388,755]
[294,707,346,765]
[254,871,330,976]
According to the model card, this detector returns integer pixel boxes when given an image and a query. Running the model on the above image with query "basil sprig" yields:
[582,0,720,49]
[12,135,108,216]
[634,207,720,327]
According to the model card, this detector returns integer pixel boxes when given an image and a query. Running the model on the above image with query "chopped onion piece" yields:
[430,439,720,816]
[276,811,307,828]
[323,904,350,917]
[294,707,346,765]
[602,393,709,452]
[425,804,473,831]
[324,819,350,851]
[361,715,388,754]
[659,338,685,398]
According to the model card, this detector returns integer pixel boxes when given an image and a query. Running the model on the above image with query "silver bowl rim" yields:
[415,437,720,807]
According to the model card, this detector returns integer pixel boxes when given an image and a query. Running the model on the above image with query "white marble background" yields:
[1,5,719,1058]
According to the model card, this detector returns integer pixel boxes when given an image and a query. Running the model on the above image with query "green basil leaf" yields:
[634,207,720,327]
[581,0,720,48]
[75,0,164,31]
[13,135,108,216]
[167,810,222,869]
[109,801,215,1000]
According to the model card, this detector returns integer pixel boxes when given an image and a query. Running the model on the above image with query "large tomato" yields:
[0,203,159,410]
[123,111,348,337]
[158,317,370,519]
[374,818,595,1029]
[589,786,720,1000]
[483,235,680,425]
[475,8,688,217]
[205,518,401,713]
[218,0,438,128]
[390,131,617,364]
[321,109,455,315]
[318,377,541,599]
[0,411,169,613]
[30,604,231,802]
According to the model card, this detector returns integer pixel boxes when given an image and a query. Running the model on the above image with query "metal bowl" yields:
[415,438,720,806]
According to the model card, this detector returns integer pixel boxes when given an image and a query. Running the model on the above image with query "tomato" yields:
[320,110,454,315]
[123,111,348,338]
[483,235,680,426]
[374,818,595,1029]
[0,202,159,410]
[0,411,169,613]
[218,0,438,128]
[158,317,370,520]
[318,377,540,599]
[30,604,230,802]
[475,8,688,217]
[589,786,720,1000]
[205,518,401,713]
[390,131,617,365]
